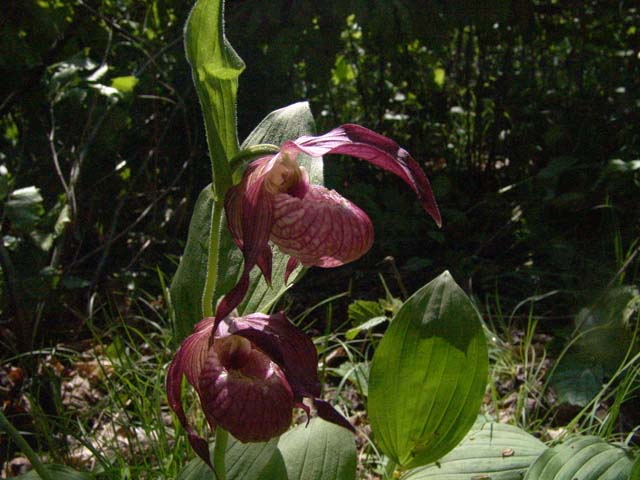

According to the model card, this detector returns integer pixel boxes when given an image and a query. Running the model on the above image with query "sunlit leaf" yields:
[345,316,387,340]
[433,67,445,87]
[13,464,92,480]
[523,436,634,480]
[348,299,385,324]
[368,271,488,469]
[177,436,280,480]
[5,186,44,232]
[401,418,547,480]
[185,0,245,198]
[277,418,356,480]
[110,75,139,94]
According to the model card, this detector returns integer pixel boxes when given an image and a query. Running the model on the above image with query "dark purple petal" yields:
[166,318,216,468]
[283,124,441,227]
[217,175,275,326]
[271,186,374,268]
[229,312,322,400]
[256,245,273,286]
[214,273,250,327]
[284,257,300,284]
[314,398,356,433]
[198,335,294,442]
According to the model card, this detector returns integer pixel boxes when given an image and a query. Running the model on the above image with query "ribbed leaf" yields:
[524,436,634,480]
[277,418,356,480]
[368,271,489,469]
[170,102,321,338]
[14,464,92,480]
[401,419,547,479]
[631,454,640,480]
[177,436,281,480]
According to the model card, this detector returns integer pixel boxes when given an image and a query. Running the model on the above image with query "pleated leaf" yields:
[177,436,282,480]
[524,436,634,480]
[277,418,357,480]
[14,464,92,480]
[401,419,547,479]
[368,271,489,469]
[170,102,322,339]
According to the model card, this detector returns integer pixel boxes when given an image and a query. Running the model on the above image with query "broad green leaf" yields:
[549,352,604,407]
[14,464,93,480]
[256,450,288,480]
[277,418,356,480]
[368,271,489,469]
[185,0,245,198]
[5,186,44,232]
[170,102,321,339]
[524,436,634,480]
[631,455,640,480]
[401,418,547,480]
[177,436,281,480]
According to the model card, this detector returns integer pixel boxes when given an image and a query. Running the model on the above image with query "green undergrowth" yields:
[1,274,639,479]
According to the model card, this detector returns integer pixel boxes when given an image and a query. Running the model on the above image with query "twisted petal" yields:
[166,317,216,468]
[282,124,442,227]
[270,186,374,267]
[230,313,354,433]
[216,166,275,323]
[229,312,321,399]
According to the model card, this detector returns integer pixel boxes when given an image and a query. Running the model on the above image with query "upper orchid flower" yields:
[166,312,353,468]
[216,124,441,323]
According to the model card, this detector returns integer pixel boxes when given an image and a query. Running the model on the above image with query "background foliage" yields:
[1,0,639,478]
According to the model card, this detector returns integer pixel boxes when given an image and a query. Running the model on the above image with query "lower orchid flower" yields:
[216,124,442,323]
[166,312,353,468]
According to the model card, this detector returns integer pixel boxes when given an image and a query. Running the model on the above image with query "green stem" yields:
[0,410,54,480]
[213,428,229,480]
[202,197,225,318]
[229,144,279,173]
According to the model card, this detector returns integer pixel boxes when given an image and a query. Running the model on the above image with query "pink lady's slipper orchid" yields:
[216,124,441,322]
[166,312,353,467]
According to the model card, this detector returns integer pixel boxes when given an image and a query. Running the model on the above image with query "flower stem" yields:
[213,427,229,480]
[0,410,54,480]
[202,197,224,318]
[229,144,279,174]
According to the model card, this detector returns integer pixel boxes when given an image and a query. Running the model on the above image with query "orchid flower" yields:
[166,312,353,468]
[216,124,441,323]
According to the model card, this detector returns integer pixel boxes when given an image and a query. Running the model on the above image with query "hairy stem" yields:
[213,427,229,480]
[202,197,225,318]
